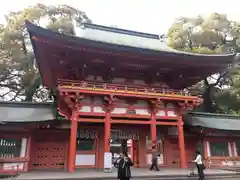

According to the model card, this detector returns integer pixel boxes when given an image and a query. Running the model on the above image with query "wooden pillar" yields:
[133,140,139,167]
[24,136,32,172]
[68,114,78,173]
[203,140,209,166]
[151,111,157,149]
[231,141,236,156]
[104,111,111,153]
[130,140,134,159]
[178,116,187,168]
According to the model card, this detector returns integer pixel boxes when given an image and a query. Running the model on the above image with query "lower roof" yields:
[0,101,56,123]
[185,112,240,131]
[1,101,240,131]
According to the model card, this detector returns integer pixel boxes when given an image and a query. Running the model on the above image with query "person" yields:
[192,150,205,180]
[149,148,160,171]
[114,152,133,180]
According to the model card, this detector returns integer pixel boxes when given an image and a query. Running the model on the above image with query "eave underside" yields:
[26,22,236,89]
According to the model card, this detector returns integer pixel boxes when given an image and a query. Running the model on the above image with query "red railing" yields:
[57,79,200,97]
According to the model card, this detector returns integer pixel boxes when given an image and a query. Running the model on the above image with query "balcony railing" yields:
[57,79,200,97]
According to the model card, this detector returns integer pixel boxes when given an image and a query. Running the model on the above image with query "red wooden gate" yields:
[29,132,67,170]
[29,142,66,170]
[164,137,180,167]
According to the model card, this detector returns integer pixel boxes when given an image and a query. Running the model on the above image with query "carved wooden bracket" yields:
[149,98,162,113]
[178,98,202,115]
[60,92,84,110]
[74,94,84,110]
[103,95,116,112]
[179,101,194,110]
[193,99,203,106]
[178,100,195,115]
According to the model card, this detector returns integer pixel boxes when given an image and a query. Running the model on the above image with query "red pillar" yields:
[151,112,157,149]
[130,140,134,159]
[203,140,208,164]
[178,116,187,168]
[24,136,31,172]
[68,114,78,173]
[104,111,111,153]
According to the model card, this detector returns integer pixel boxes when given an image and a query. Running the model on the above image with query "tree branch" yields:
[212,71,228,86]
[9,89,22,101]
[0,89,14,97]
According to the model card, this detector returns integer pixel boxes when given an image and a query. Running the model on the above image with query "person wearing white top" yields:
[192,150,205,180]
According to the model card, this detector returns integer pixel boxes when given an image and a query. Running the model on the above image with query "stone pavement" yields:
[14,168,240,180]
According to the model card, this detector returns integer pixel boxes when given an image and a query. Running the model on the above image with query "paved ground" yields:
[13,168,240,180]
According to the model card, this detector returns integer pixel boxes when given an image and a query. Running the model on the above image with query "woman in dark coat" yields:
[114,152,133,180]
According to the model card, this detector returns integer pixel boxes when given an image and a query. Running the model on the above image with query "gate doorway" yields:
[110,130,140,167]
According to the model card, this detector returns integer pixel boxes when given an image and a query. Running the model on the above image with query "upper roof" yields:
[0,101,56,123]
[26,21,237,89]
[27,21,236,57]
[185,112,240,131]
[76,23,236,57]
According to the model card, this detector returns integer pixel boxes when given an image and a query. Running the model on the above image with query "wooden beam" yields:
[77,119,178,125]
[78,118,105,123]
[58,87,200,102]
[111,120,151,124]
[157,116,179,120]
[156,121,178,126]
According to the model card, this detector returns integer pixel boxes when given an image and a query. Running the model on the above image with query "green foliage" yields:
[0,4,91,101]
[167,13,239,54]
[177,46,220,54]
[167,13,240,114]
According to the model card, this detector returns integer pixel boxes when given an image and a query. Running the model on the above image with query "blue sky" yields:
[0,0,240,34]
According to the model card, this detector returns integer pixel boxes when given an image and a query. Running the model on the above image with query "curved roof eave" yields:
[25,21,236,59]
[0,101,56,123]
[185,112,240,131]
[157,42,236,57]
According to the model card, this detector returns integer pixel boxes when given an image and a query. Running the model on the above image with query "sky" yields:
[0,0,240,34]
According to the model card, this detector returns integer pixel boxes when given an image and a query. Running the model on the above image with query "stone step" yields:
[15,174,240,180]
[222,167,240,172]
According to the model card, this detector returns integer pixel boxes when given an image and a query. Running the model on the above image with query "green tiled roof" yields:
[0,101,56,122]
[185,112,240,131]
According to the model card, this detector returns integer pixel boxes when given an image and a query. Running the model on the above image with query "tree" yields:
[0,4,91,101]
[167,13,240,114]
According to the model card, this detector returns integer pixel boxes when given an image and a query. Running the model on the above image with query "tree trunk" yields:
[24,88,38,101]
[202,86,215,113]
[24,77,41,101]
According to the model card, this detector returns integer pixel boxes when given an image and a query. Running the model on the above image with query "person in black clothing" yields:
[114,152,133,180]
[149,150,160,171]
